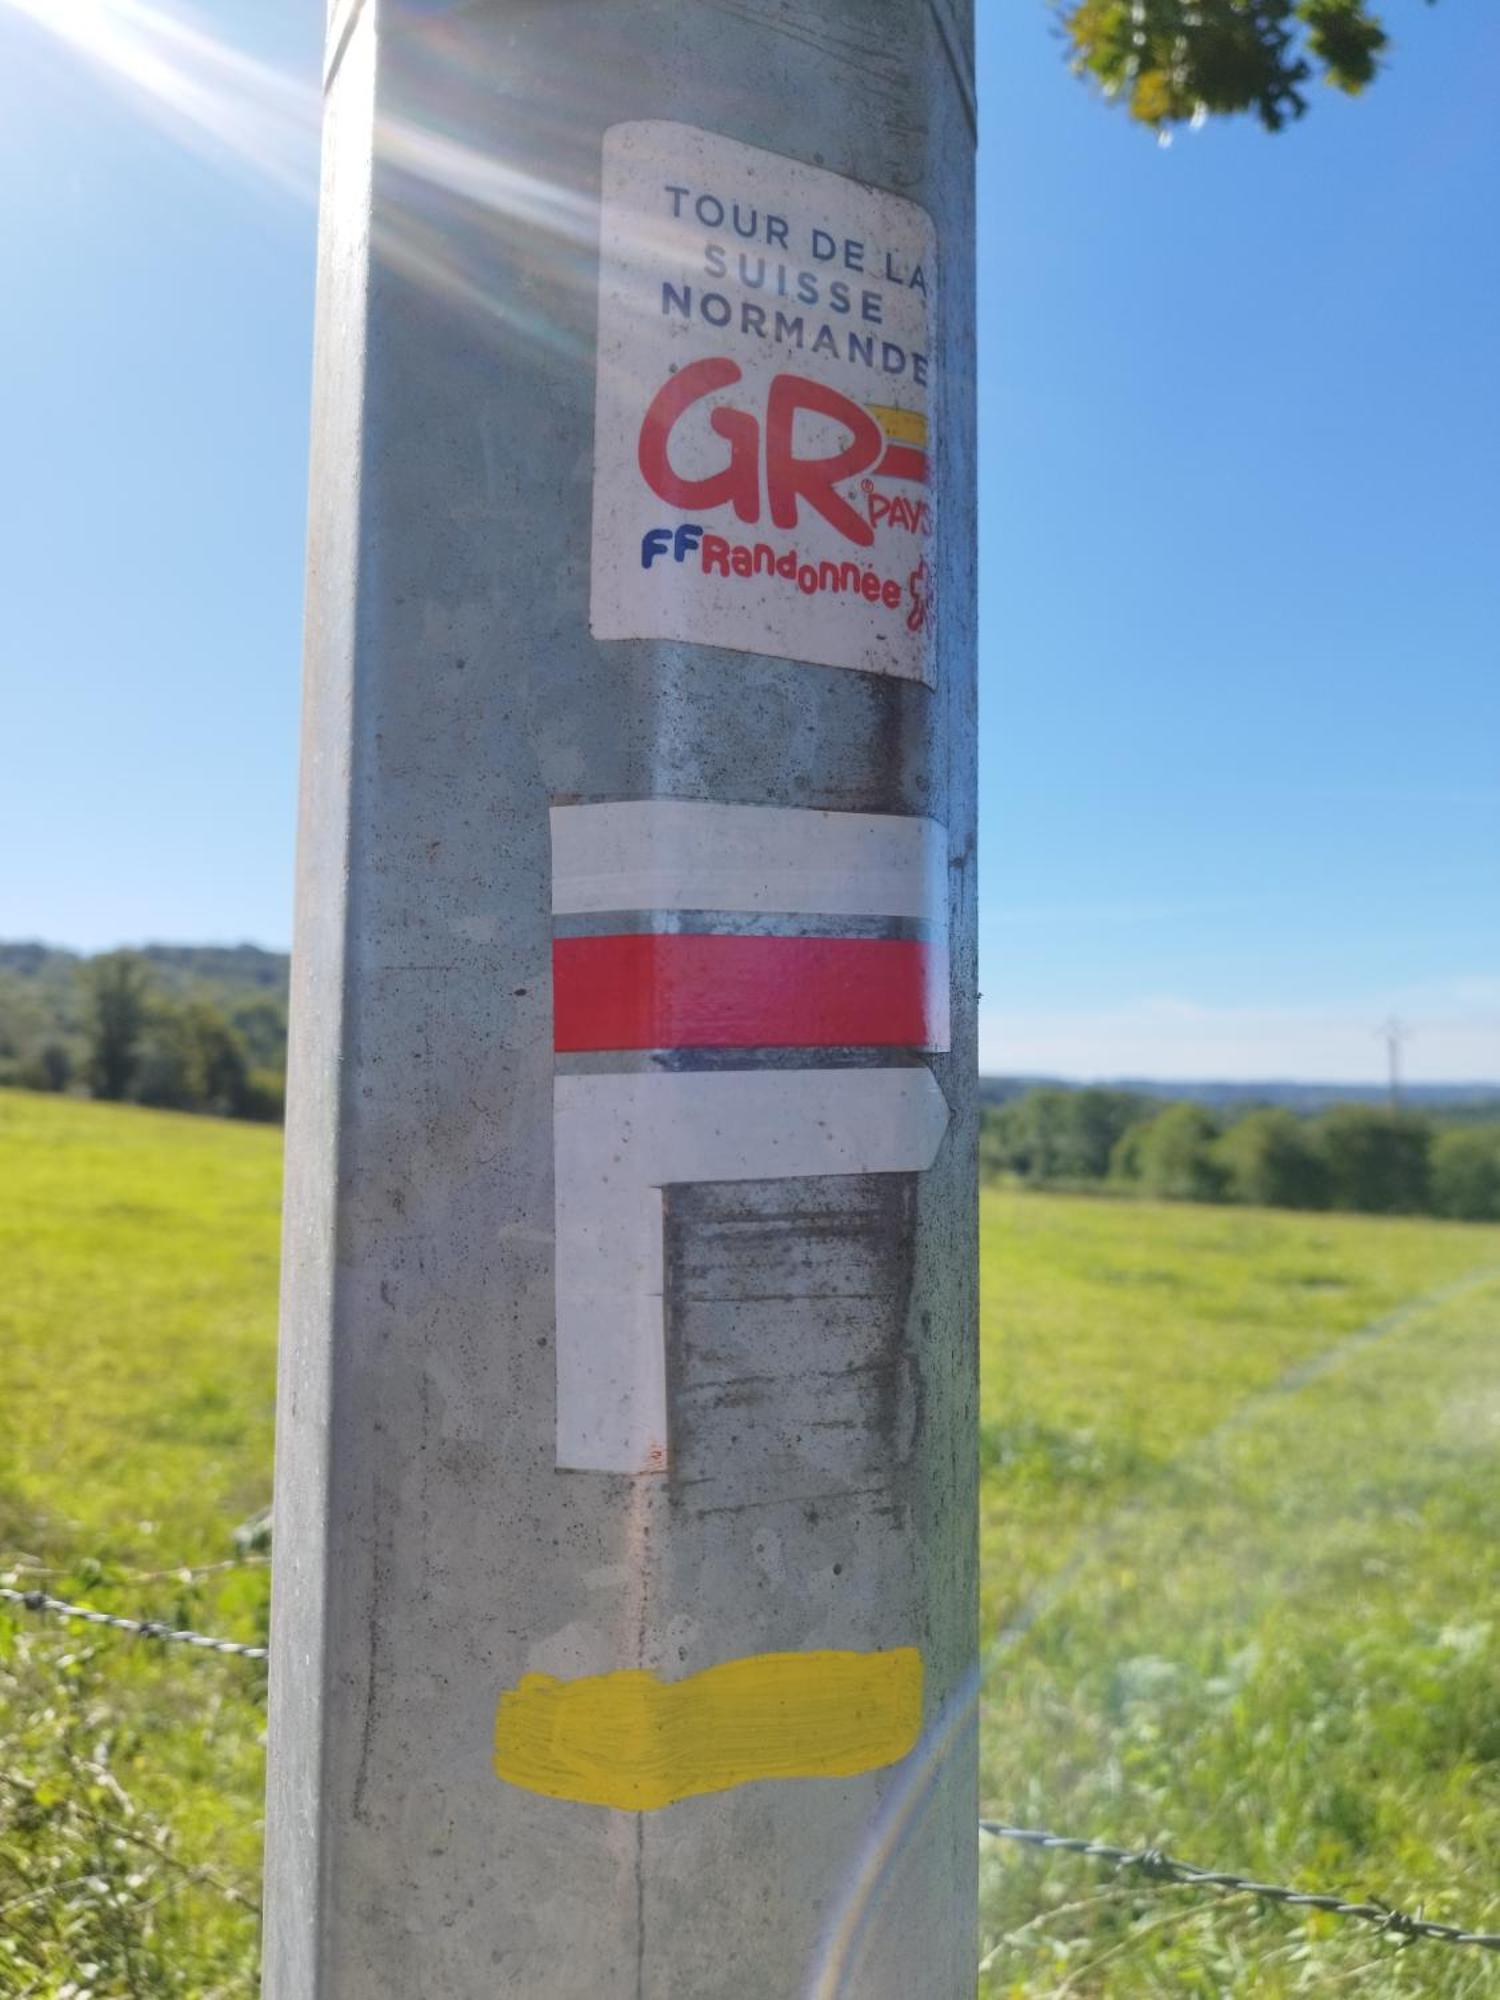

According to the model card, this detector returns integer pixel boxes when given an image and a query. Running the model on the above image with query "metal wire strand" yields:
[980,1822,1500,1953]
[0,1585,268,1661]
[9,1579,1499,1953]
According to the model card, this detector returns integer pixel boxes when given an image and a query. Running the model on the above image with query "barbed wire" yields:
[981,1822,1500,1953]
[4,1553,270,1584]
[0,1586,267,1661]
[10,1578,1500,1953]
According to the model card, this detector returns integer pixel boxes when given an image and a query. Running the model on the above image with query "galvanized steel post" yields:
[265,2,977,1994]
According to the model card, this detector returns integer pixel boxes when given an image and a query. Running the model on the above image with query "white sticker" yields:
[553,1069,951,1474]
[590,121,938,683]
[547,798,953,1474]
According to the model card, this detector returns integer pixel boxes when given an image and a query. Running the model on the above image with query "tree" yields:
[0,972,65,1090]
[1317,1106,1430,1213]
[1110,1118,1148,1183]
[1430,1128,1500,1223]
[239,1067,287,1124]
[1216,1108,1331,1209]
[1060,0,1435,134]
[1132,1102,1228,1202]
[134,997,251,1118]
[179,1000,251,1117]
[1067,1088,1152,1179]
[229,995,289,1071]
[982,1086,1148,1183]
[24,1042,75,1094]
[80,952,150,1102]
[983,1088,1074,1181]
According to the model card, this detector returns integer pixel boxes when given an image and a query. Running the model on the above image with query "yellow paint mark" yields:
[866,403,928,447]
[494,1647,923,1811]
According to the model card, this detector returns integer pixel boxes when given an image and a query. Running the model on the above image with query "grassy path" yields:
[989,1257,1500,1662]
[979,1195,1500,1995]
[980,1193,1500,1634]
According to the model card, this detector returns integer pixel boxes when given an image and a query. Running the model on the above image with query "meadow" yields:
[3,1091,1499,1994]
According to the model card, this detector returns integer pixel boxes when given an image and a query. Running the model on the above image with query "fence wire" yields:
[9,1579,1500,1955]
[0,1584,268,1661]
[981,1821,1500,1953]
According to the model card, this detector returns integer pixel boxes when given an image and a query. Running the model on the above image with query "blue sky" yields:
[1,0,1495,1081]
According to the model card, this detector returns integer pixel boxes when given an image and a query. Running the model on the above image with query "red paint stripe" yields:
[876,443,929,486]
[553,935,937,1052]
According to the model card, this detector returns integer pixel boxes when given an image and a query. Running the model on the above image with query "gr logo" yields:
[638,361,891,548]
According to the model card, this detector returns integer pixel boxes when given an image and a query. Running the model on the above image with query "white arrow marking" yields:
[553,1067,951,1474]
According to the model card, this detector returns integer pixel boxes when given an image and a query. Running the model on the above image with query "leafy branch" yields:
[1058,0,1436,132]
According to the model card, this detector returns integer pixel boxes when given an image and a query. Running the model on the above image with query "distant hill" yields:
[0,940,289,996]
[0,941,291,1090]
[980,1075,1500,1116]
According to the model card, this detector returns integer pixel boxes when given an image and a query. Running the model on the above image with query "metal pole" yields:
[265,3,976,1994]
[1381,1017,1408,1112]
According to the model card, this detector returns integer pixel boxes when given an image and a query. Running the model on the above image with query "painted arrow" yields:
[553,1066,952,1474]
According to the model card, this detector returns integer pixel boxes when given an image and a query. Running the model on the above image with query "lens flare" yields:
[805,1663,980,1999]
[0,0,320,199]
[0,0,689,362]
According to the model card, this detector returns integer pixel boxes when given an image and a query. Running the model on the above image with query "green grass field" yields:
[978,1193,1500,1995]
[3,1091,1499,1994]
[0,1092,278,1994]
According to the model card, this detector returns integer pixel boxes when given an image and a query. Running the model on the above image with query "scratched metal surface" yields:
[265,0,977,1993]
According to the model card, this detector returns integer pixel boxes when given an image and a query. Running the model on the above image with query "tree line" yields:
[983,1087,1500,1223]
[0,949,285,1122]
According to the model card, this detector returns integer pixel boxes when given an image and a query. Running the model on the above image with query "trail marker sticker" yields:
[549,799,951,1475]
[591,122,938,682]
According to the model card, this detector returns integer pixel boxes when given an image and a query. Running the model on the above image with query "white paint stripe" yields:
[553,1067,951,1474]
[550,802,947,923]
